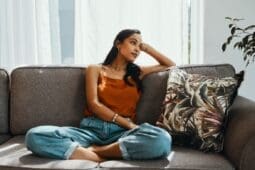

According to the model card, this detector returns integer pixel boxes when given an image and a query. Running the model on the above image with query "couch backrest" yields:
[10,67,86,135]
[10,64,236,135]
[0,68,9,134]
[136,64,236,124]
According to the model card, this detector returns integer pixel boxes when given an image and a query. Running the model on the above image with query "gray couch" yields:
[0,64,254,170]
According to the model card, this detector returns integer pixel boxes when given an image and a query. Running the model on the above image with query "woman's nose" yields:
[135,45,140,52]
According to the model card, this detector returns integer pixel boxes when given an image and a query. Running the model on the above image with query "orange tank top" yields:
[85,71,141,121]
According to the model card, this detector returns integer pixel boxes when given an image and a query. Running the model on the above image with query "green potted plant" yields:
[222,17,255,68]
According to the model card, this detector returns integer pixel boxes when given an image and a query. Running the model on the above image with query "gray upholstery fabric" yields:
[0,136,233,170]
[136,64,236,124]
[239,136,255,170]
[0,134,11,145]
[0,68,9,134]
[136,70,169,124]
[224,96,255,169]
[3,64,249,170]
[178,63,235,78]
[10,64,236,133]
[10,66,87,135]
[0,136,98,170]
[100,147,234,170]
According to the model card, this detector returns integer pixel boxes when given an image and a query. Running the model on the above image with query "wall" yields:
[201,0,255,100]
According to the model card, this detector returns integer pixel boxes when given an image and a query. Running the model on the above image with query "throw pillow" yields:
[156,68,244,152]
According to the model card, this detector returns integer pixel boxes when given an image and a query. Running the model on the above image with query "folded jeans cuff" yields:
[118,138,131,160]
[64,142,80,160]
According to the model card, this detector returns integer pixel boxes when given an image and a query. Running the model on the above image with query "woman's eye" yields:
[131,41,136,45]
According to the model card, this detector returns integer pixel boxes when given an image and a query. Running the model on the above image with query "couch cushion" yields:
[136,64,236,124]
[0,136,234,170]
[10,66,87,135]
[0,135,11,145]
[156,68,243,152]
[100,147,234,170]
[0,68,9,134]
[0,136,98,170]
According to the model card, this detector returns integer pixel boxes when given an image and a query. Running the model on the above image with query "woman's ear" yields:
[115,40,120,48]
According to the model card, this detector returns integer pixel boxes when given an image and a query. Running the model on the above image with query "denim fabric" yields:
[25,117,172,160]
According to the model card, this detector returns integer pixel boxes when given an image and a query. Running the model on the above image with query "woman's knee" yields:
[155,129,172,157]
[143,124,172,158]
[25,127,41,150]
[25,125,57,151]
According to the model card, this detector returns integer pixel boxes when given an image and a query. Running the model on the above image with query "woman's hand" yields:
[128,121,139,129]
[139,42,150,52]
[126,118,139,130]
[138,42,176,78]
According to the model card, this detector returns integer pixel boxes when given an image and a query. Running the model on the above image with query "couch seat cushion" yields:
[100,147,234,170]
[0,136,234,170]
[0,136,98,170]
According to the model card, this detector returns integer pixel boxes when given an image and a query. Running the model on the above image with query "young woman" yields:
[25,29,176,162]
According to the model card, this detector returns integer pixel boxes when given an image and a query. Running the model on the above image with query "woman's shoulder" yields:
[85,64,104,77]
[87,64,102,69]
[85,64,102,81]
[86,64,104,72]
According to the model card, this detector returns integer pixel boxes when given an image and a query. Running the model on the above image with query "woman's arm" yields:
[139,43,176,78]
[85,65,137,129]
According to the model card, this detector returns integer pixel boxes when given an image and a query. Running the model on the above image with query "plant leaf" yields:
[244,55,247,61]
[246,60,250,67]
[248,51,253,56]
[244,49,253,56]
[233,18,244,21]
[234,42,242,49]
[242,35,250,45]
[238,43,243,50]
[231,27,236,35]
[247,39,255,47]
[228,24,234,28]
[236,27,244,32]
[244,46,252,53]
[227,36,233,44]
[225,17,232,20]
[244,25,255,31]
[222,43,227,51]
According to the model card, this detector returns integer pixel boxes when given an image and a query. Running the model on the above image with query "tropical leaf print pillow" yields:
[156,68,244,152]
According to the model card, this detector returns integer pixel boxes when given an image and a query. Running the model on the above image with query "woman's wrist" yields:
[126,118,138,129]
[140,43,150,52]
[128,121,138,129]
[111,113,119,123]
[112,113,137,129]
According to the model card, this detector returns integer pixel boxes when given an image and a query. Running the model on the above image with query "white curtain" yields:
[74,0,187,66]
[0,0,61,71]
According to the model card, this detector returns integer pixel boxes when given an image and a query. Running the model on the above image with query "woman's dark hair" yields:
[103,29,142,91]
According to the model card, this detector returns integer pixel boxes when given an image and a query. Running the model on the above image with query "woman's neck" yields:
[109,55,127,71]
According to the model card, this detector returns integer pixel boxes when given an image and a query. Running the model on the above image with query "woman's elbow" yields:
[168,60,176,67]
[87,100,101,113]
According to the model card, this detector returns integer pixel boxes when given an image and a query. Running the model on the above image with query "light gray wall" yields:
[202,0,255,101]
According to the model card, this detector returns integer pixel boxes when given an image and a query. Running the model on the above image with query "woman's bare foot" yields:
[87,144,100,152]
[69,147,105,162]
[87,143,122,159]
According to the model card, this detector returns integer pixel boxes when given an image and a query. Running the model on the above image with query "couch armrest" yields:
[224,96,255,170]
[0,134,11,145]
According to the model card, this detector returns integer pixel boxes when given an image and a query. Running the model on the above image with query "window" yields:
[0,0,191,70]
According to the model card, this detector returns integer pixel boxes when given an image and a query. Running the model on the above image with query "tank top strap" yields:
[99,65,125,82]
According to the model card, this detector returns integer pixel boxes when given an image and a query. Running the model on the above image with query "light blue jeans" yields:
[25,117,172,160]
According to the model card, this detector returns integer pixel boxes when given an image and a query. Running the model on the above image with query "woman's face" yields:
[117,33,142,62]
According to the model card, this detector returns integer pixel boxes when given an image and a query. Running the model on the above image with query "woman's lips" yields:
[131,52,138,58]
